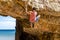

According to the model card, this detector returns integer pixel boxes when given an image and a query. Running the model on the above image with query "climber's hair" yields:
[32,7,36,11]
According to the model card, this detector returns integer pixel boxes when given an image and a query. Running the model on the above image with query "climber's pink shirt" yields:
[29,11,37,23]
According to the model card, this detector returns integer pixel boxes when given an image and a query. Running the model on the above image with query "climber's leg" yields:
[30,22,34,28]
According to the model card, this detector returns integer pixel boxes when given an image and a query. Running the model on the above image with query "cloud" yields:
[0,16,16,29]
[0,21,16,29]
[0,16,16,22]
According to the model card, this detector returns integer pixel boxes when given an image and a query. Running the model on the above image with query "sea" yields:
[0,30,15,40]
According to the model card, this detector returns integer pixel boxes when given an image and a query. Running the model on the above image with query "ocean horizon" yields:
[0,29,15,31]
[0,29,15,40]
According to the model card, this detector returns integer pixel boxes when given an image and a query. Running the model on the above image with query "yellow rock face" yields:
[0,0,60,34]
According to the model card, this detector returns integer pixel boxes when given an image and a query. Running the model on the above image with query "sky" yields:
[0,16,16,30]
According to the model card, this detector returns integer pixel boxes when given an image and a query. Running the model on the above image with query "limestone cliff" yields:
[0,0,60,40]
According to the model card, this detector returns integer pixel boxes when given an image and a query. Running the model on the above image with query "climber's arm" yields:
[26,11,32,15]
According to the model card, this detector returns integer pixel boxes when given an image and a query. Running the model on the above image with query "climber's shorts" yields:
[35,15,40,22]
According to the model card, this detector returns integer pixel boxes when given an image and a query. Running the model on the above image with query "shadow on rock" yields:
[20,32,39,40]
